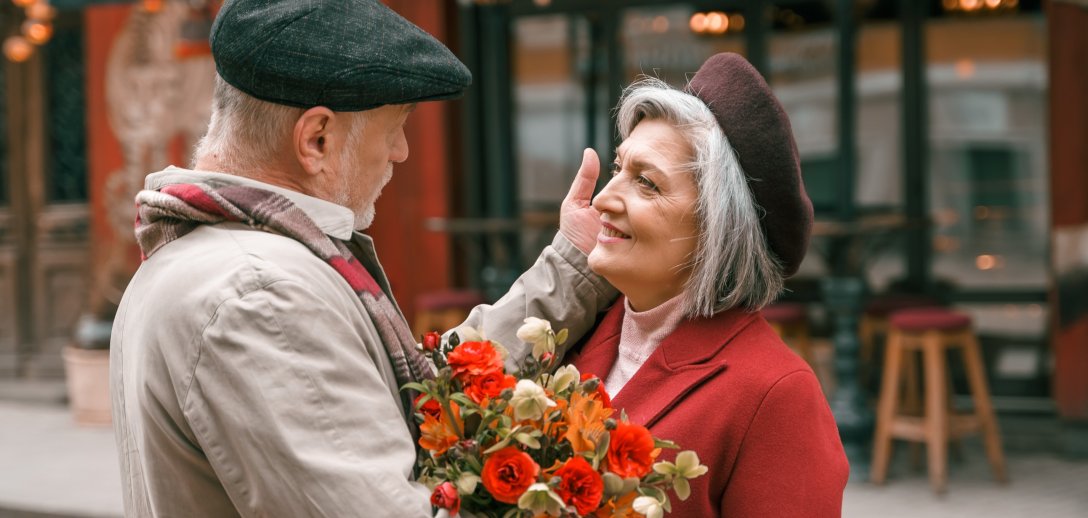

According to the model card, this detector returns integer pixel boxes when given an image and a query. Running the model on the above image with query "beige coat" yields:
[110,168,616,517]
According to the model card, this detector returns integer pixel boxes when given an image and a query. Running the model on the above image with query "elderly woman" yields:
[568,53,849,516]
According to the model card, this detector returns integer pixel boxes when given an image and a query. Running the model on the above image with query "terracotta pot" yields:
[63,346,112,426]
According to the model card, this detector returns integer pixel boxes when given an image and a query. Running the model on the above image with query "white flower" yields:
[517,317,552,344]
[456,473,480,495]
[652,450,708,501]
[547,364,580,393]
[509,379,556,421]
[517,317,555,359]
[633,496,665,518]
[517,483,565,516]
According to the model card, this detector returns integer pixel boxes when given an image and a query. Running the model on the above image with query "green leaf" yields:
[514,432,542,449]
[555,328,569,346]
[653,438,679,450]
[483,436,514,455]
[400,382,428,393]
[674,478,691,501]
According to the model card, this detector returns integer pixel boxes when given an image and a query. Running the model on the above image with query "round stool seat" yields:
[865,294,942,317]
[889,308,971,332]
[762,302,807,324]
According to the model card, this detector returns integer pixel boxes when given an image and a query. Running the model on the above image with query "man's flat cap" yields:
[686,53,813,277]
[210,0,472,111]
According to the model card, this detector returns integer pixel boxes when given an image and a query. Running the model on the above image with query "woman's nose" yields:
[591,177,621,214]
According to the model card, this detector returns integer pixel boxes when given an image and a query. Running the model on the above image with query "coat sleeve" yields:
[456,232,618,369]
[721,370,850,517]
[182,279,432,518]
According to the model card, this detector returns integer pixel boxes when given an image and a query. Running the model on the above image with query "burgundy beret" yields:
[685,53,813,277]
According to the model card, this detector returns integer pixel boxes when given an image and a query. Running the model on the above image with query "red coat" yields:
[569,301,849,517]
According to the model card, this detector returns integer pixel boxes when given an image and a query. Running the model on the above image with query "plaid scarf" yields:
[134,180,434,420]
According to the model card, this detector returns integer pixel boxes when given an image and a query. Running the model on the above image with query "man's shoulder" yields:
[126,224,350,315]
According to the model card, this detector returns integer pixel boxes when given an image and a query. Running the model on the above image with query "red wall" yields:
[84,2,457,326]
[1048,0,1088,421]
[371,0,457,327]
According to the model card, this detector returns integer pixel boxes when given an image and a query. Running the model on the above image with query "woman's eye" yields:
[636,175,659,191]
[609,162,622,176]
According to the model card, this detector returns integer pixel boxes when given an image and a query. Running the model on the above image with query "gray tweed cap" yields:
[210,0,472,111]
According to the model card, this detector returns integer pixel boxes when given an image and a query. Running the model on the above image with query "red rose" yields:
[422,331,441,352]
[447,341,504,381]
[430,482,460,514]
[581,373,612,408]
[414,393,442,420]
[606,422,656,479]
[554,456,604,515]
[464,371,517,404]
[481,447,540,504]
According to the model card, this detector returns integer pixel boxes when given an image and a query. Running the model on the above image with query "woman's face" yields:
[588,118,700,312]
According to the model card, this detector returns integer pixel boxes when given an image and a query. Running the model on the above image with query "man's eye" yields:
[609,162,621,176]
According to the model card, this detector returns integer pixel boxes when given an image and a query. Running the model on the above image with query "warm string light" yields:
[4,0,58,62]
[943,0,1019,14]
[689,11,743,36]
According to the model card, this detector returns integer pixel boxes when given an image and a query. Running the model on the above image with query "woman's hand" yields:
[559,148,602,255]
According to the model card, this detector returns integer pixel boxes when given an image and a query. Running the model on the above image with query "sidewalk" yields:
[1,396,1086,517]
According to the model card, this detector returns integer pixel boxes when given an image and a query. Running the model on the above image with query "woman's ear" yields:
[293,106,336,177]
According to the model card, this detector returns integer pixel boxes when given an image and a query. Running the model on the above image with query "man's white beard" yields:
[350,163,393,231]
[354,205,376,230]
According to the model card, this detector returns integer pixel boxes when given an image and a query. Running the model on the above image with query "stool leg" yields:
[902,349,924,470]
[961,331,1009,483]
[871,328,905,484]
[859,316,874,386]
[923,331,948,494]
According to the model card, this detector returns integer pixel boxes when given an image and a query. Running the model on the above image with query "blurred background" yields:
[0,0,1086,516]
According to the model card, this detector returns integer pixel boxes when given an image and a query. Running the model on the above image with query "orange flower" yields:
[606,422,656,479]
[564,390,613,454]
[590,492,640,518]
[554,456,604,515]
[481,447,540,504]
[464,371,517,405]
[419,401,462,455]
[447,341,504,381]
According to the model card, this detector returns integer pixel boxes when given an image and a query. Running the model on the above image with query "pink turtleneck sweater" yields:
[603,294,688,398]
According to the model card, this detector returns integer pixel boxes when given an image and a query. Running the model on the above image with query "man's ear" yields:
[293,106,337,177]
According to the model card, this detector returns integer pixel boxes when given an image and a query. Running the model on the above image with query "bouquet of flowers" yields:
[403,318,707,518]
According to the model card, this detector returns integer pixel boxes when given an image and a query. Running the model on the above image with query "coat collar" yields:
[572,299,760,428]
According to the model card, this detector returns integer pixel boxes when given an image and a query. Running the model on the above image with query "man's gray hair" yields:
[192,75,368,176]
[615,77,784,317]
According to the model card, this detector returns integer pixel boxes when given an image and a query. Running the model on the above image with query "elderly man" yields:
[109,1,614,517]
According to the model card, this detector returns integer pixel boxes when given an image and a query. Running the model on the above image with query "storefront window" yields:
[622,5,744,87]
[512,14,593,258]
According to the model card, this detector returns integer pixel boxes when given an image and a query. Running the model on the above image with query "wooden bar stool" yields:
[859,294,942,368]
[870,308,1008,493]
[762,302,815,368]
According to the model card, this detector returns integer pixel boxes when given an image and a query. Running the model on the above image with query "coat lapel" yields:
[587,305,760,429]
[569,302,624,378]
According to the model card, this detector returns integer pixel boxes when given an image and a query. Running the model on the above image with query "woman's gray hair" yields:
[616,77,784,317]
[192,75,368,175]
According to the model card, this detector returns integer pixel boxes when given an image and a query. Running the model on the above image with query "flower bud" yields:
[500,388,514,400]
[422,331,441,352]
[581,377,600,392]
[604,418,617,430]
